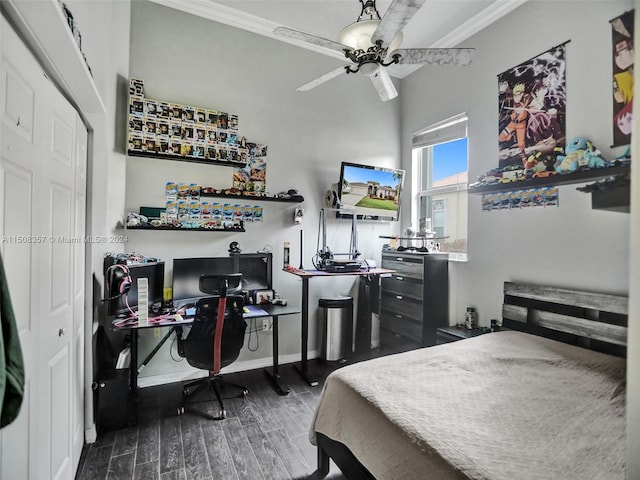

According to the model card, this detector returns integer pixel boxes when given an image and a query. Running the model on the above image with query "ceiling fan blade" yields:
[273,26,347,53]
[297,67,347,92]
[370,67,398,102]
[395,48,475,66]
[372,0,426,46]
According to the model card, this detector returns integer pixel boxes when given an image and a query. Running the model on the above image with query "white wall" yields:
[125,0,402,383]
[401,0,632,325]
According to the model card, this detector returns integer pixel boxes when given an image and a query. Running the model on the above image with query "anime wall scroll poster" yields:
[498,44,567,169]
[611,10,634,146]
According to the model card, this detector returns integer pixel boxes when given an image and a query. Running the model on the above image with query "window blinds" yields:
[411,113,468,148]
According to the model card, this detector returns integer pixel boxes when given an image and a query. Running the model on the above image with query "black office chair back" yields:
[182,295,246,371]
[199,273,242,296]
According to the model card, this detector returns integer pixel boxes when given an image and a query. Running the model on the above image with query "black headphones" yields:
[106,264,132,296]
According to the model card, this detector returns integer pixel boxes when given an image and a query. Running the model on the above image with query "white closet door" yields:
[1,14,86,480]
[0,14,43,480]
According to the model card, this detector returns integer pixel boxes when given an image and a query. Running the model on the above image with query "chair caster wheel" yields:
[241,389,248,397]
[218,410,226,419]
[177,406,185,416]
[182,389,189,397]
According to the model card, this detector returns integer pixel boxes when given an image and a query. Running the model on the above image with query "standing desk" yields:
[111,303,300,422]
[284,267,394,386]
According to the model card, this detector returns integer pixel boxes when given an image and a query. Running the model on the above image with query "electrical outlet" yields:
[262,318,269,331]
[154,327,160,339]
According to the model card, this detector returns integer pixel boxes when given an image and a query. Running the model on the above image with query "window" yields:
[412,114,468,261]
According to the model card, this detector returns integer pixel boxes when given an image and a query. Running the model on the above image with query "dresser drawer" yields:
[380,291,423,320]
[381,254,424,278]
[380,311,422,340]
[381,274,423,299]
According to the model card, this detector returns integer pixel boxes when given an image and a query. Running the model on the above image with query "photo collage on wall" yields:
[498,44,567,169]
[611,10,634,146]
[127,78,249,165]
[481,187,559,211]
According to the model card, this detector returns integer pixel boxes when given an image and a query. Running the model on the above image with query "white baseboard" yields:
[137,350,319,389]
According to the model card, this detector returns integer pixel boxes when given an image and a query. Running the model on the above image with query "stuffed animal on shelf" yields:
[555,136,608,173]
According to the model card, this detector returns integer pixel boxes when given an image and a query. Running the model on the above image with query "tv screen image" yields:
[337,162,404,222]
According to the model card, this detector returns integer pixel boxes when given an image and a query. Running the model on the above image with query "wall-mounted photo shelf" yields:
[468,164,631,194]
[127,150,247,168]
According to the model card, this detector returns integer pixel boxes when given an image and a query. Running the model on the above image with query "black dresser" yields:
[379,251,449,352]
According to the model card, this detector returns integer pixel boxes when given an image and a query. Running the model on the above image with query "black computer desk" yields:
[112,303,300,420]
[284,267,394,387]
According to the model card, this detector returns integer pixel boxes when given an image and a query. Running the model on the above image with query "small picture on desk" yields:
[255,289,273,305]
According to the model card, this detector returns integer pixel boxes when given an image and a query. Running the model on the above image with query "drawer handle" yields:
[396,257,404,261]
[396,314,403,319]
[396,276,404,281]
[396,295,403,300]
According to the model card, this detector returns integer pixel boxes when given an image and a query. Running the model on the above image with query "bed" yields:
[310,282,628,480]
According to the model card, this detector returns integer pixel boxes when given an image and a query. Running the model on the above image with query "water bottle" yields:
[465,307,477,330]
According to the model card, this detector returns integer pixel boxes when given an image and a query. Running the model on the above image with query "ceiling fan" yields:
[273,0,475,102]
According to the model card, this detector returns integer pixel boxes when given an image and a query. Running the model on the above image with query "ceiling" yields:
[149,0,528,78]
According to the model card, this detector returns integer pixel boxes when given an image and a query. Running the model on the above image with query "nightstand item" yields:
[436,326,486,344]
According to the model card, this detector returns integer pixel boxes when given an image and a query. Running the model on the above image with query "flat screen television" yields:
[337,162,405,222]
[106,261,165,317]
[172,253,272,307]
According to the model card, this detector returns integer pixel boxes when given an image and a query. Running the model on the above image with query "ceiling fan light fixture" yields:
[338,19,380,51]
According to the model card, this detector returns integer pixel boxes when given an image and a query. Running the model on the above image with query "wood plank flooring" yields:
[76,362,347,480]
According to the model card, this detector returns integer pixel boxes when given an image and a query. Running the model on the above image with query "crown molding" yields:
[147,0,346,62]
[430,0,528,48]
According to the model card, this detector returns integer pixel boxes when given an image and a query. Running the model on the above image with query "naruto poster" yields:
[498,44,567,168]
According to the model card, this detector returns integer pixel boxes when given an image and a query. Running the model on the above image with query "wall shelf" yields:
[126,225,245,233]
[2,0,106,115]
[127,150,247,168]
[590,185,630,213]
[468,164,631,194]
[201,192,303,203]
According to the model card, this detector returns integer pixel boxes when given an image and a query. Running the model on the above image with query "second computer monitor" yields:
[172,253,272,307]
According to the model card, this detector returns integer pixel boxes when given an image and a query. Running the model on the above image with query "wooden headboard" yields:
[502,282,628,356]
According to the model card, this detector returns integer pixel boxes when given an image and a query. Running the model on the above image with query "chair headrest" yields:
[199,273,243,296]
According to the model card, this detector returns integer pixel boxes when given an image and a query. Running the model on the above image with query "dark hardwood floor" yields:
[76,361,347,480]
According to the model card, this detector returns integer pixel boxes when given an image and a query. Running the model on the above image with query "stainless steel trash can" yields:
[319,296,353,362]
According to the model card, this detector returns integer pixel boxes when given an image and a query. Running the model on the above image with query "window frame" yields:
[412,114,469,262]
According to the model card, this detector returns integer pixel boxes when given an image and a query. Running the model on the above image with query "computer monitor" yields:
[172,254,273,307]
[106,261,165,317]
[172,257,235,307]
[234,253,272,292]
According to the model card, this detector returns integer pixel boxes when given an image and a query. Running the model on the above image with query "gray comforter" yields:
[311,331,626,480]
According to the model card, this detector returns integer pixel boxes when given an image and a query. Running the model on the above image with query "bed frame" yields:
[315,281,629,479]
[501,281,628,356]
